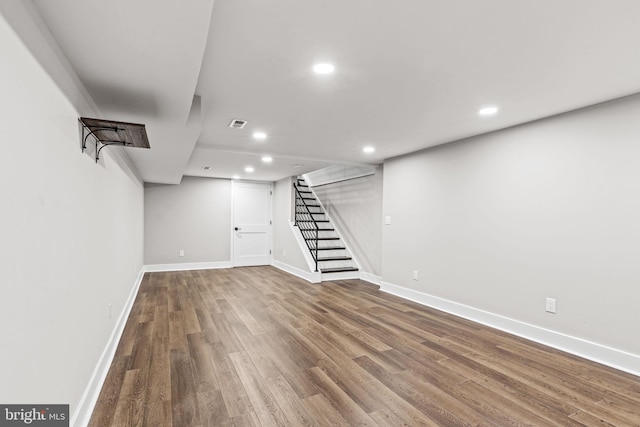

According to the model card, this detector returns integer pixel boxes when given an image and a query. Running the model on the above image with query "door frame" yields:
[230,179,274,267]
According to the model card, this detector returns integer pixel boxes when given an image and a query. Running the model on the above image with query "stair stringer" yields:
[288,220,322,283]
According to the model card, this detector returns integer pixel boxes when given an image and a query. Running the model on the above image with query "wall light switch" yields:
[545,297,556,314]
[385,216,392,225]
[179,249,184,257]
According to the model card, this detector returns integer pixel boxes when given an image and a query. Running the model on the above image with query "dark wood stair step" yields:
[305,237,340,241]
[316,246,346,251]
[317,256,352,262]
[296,219,330,223]
[320,267,359,273]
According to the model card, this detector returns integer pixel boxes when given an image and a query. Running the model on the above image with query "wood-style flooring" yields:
[89,267,640,426]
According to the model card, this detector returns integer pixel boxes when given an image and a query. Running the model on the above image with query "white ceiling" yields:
[29,0,640,184]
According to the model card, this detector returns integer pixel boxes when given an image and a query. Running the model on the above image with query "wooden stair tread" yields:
[320,267,359,273]
[317,256,352,261]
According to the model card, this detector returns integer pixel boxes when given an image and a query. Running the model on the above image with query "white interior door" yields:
[232,181,272,266]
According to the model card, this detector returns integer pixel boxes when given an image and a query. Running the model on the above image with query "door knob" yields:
[234,227,241,231]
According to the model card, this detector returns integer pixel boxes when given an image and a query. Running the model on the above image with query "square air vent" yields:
[229,118,247,129]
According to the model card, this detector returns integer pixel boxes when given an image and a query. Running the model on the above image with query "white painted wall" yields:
[0,9,143,421]
[272,177,312,273]
[304,164,376,187]
[383,94,640,371]
[144,175,314,277]
[144,177,231,265]
[313,168,383,276]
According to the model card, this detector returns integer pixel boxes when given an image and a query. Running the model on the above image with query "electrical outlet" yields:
[545,297,556,314]
[385,216,392,225]
[413,270,418,280]
[282,249,286,257]
[179,249,184,257]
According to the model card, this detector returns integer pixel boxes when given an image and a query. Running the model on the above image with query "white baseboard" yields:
[321,270,360,281]
[71,268,146,427]
[380,281,640,378]
[272,259,321,283]
[359,271,381,286]
[144,261,232,272]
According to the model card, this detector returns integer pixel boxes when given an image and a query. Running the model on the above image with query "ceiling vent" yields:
[229,118,247,129]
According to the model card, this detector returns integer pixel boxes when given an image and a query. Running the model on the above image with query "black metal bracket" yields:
[81,126,117,151]
[80,122,125,163]
[95,140,133,163]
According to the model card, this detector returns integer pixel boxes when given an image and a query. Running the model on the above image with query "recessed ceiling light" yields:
[232,175,240,179]
[244,166,254,173]
[253,131,267,140]
[363,146,375,154]
[478,106,499,116]
[313,63,335,74]
[202,166,212,171]
[261,156,273,163]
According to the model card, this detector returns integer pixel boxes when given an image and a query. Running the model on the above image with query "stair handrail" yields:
[293,181,319,272]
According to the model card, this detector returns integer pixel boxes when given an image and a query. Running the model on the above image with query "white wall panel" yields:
[0,10,144,419]
[144,177,231,265]
[383,94,640,371]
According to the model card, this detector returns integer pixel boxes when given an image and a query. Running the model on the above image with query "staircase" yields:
[293,177,359,277]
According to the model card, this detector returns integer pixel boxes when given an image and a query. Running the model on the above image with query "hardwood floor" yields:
[89,267,640,426]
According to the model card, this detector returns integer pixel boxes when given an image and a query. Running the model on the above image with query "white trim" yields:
[359,271,381,286]
[321,270,360,281]
[271,259,321,283]
[144,261,232,272]
[71,268,145,427]
[230,180,236,267]
[380,281,640,378]
[269,182,274,265]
